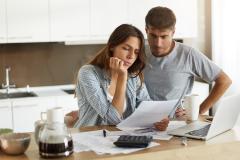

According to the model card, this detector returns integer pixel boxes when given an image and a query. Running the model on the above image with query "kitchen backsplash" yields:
[0,43,104,87]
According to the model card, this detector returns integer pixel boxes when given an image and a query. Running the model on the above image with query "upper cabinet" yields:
[0,0,197,43]
[90,0,128,41]
[160,0,198,38]
[0,0,7,43]
[128,0,160,39]
[129,0,197,38]
[6,0,49,43]
[50,0,90,42]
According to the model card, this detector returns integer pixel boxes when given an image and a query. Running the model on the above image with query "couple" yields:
[72,7,231,131]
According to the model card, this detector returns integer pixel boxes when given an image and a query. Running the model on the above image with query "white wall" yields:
[184,0,211,58]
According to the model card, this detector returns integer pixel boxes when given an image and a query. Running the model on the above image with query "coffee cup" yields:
[183,94,201,121]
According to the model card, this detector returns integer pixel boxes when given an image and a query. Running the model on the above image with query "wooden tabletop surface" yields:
[1,121,240,160]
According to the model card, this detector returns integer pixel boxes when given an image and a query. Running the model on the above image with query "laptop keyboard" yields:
[186,124,211,137]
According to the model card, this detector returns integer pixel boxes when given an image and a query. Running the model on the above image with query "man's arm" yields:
[199,71,232,114]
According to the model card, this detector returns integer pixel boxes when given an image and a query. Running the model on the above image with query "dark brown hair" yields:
[89,24,146,85]
[145,6,176,30]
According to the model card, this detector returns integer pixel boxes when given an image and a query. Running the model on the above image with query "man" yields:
[144,6,232,130]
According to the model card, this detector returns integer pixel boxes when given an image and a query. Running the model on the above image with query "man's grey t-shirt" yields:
[144,41,221,100]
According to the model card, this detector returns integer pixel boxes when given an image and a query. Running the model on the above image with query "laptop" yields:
[168,93,240,140]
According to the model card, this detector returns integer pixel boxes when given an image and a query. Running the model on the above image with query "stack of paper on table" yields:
[72,130,159,155]
[125,121,187,140]
[116,100,187,140]
[72,100,188,154]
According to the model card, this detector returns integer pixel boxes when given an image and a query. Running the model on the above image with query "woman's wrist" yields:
[117,71,128,80]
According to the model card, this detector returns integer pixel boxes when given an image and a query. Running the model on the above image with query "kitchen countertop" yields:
[0,81,208,100]
[0,84,75,99]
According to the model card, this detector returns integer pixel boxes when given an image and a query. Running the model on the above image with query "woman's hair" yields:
[89,24,146,85]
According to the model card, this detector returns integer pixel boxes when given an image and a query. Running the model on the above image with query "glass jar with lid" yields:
[38,107,73,158]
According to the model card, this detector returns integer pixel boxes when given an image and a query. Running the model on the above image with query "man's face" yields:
[146,26,175,57]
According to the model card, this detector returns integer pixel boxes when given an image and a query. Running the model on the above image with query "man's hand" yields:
[154,118,169,131]
[199,71,231,114]
[175,108,186,118]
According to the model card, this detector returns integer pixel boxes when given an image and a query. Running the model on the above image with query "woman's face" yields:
[112,36,140,69]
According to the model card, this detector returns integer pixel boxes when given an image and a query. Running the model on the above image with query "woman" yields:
[74,24,169,130]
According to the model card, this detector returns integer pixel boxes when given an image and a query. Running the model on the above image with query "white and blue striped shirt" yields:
[74,65,151,127]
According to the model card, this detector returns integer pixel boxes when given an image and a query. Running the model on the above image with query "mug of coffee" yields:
[183,94,201,121]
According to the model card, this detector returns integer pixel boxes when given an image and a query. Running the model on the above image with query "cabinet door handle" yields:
[8,37,17,39]
[8,36,33,40]
[65,35,75,38]
[0,106,10,109]
[13,104,38,108]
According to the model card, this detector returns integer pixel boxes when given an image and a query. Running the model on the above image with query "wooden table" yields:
[1,124,240,160]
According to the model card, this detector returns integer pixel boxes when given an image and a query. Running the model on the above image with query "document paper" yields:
[117,100,178,129]
[127,121,187,140]
[72,130,159,155]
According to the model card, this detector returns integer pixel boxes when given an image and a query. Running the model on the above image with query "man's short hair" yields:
[145,6,176,30]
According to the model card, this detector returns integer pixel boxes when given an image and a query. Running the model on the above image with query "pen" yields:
[103,129,106,137]
[168,77,191,119]
[134,127,154,134]
[181,137,188,146]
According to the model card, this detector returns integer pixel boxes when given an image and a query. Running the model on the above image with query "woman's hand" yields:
[109,57,128,76]
[154,118,170,131]
[109,57,128,115]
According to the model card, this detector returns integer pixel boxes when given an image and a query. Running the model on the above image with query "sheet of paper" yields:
[120,121,187,140]
[167,121,187,131]
[72,130,160,155]
[153,121,187,140]
[117,100,178,129]
[106,130,129,136]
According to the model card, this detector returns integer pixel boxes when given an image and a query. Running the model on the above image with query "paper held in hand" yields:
[117,100,178,130]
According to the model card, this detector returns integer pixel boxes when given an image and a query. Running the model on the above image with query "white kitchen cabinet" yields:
[0,0,7,43]
[55,95,78,115]
[128,0,159,38]
[11,94,77,132]
[90,0,128,40]
[128,0,197,38]
[6,0,49,43]
[160,0,198,38]
[0,99,13,129]
[1,0,197,43]
[12,97,55,132]
[50,0,90,41]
